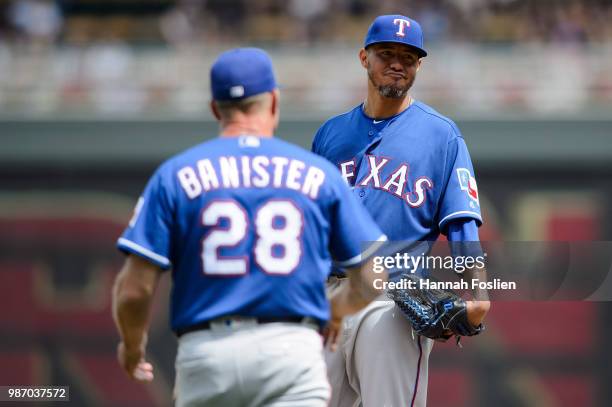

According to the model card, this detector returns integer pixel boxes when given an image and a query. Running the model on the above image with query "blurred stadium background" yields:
[1,0,611,406]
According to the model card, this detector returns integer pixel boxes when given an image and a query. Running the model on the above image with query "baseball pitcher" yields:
[312,15,491,407]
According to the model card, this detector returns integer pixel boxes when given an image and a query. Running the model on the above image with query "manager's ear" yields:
[210,100,221,120]
[359,48,368,69]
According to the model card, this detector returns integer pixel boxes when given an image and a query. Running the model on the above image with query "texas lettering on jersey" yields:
[340,155,434,208]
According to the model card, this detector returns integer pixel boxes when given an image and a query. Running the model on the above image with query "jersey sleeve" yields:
[437,135,483,233]
[327,171,387,268]
[446,218,484,258]
[311,124,326,155]
[117,166,175,270]
[446,218,480,241]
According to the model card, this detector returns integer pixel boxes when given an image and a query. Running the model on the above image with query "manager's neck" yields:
[220,117,274,138]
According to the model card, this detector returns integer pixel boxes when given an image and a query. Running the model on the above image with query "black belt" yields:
[176,316,321,337]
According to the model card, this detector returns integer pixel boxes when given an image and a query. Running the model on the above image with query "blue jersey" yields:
[312,101,482,242]
[118,136,384,331]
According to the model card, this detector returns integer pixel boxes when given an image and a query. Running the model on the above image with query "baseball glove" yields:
[387,273,484,343]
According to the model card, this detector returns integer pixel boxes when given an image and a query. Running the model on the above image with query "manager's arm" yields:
[330,260,383,315]
[326,258,385,350]
[112,254,163,382]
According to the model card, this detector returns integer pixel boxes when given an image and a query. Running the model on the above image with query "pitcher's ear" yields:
[359,48,368,69]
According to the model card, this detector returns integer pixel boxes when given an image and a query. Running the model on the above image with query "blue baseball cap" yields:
[364,15,427,57]
[210,48,278,101]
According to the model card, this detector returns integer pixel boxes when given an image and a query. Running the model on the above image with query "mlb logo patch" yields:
[230,85,245,98]
[238,135,261,148]
[457,168,479,205]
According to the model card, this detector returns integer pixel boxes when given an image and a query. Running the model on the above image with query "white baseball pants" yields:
[325,298,434,407]
[175,321,330,407]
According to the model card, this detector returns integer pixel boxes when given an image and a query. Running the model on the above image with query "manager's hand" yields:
[117,337,154,382]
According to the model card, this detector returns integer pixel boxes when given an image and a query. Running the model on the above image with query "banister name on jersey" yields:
[117,135,384,332]
[312,100,482,242]
[175,154,326,200]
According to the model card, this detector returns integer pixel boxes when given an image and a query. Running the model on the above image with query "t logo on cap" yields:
[364,15,427,57]
[393,18,411,37]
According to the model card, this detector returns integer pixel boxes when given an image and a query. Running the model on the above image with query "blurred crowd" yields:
[0,0,611,117]
[1,0,611,46]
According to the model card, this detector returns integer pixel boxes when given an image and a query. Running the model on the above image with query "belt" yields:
[176,316,322,337]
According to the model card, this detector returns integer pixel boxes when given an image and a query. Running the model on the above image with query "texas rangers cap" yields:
[364,15,427,57]
[210,47,278,101]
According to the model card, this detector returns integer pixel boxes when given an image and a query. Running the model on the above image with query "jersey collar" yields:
[359,98,416,124]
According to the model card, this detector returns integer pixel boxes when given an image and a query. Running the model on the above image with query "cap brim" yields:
[364,40,427,57]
